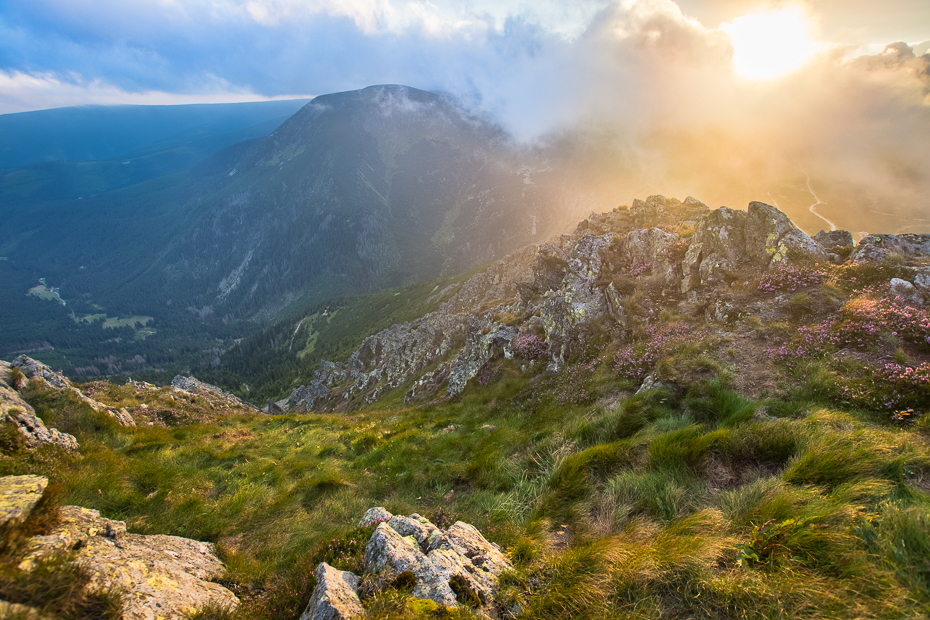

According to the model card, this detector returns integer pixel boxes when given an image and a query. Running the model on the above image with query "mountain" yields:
[0,99,312,169]
[0,86,585,375]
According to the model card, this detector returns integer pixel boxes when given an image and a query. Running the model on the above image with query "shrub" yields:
[758,265,827,293]
[511,332,548,360]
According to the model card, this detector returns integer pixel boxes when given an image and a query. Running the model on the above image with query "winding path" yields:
[800,167,837,232]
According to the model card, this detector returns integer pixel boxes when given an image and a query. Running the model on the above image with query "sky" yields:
[0,0,927,120]
[1,0,929,232]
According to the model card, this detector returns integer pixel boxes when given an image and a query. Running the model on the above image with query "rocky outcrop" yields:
[18,504,239,620]
[171,375,260,412]
[5,355,134,429]
[850,233,930,264]
[11,355,68,389]
[279,197,928,412]
[0,475,48,527]
[681,202,824,293]
[300,563,363,620]
[358,507,393,527]
[330,509,513,613]
[0,382,79,451]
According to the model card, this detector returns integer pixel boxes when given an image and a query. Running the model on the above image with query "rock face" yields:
[11,355,69,389]
[19,504,239,620]
[0,382,79,451]
[0,475,48,527]
[300,563,363,620]
[277,197,927,412]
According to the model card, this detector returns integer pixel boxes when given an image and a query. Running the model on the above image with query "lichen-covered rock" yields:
[10,355,68,389]
[358,507,393,527]
[0,384,78,451]
[19,506,238,620]
[613,227,681,284]
[300,563,363,620]
[359,512,511,612]
[682,202,823,293]
[425,522,512,578]
[850,233,930,264]
[387,514,439,550]
[363,522,426,575]
[0,475,48,527]
[541,234,616,371]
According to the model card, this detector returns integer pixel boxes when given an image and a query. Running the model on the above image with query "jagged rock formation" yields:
[1,362,79,451]
[302,508,510,619]
[171,375,260,412]
[8,355,135,428]
[277,196,930,413]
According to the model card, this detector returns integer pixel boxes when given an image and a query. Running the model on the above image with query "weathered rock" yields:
[363,522,426,575]
[19,506,238,620]
[300,563,363,620]
[682,202,823,293]
[0,383,78,451]
[613,227,682,284]
[358,507,393,527]
[67,387,136,427]
[415,547,494,608]
[387,514,439,551]
[0,475,48,527]
[850,233,930,264]
[171,376,259,412]
[425,522,512,577]
[814,230,855,262]
[541,234,616,371]
[890,278,924,307]
[11,356,68,389]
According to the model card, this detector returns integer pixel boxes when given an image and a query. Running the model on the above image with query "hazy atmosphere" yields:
[3,0,929,233]
[4,4,930,620]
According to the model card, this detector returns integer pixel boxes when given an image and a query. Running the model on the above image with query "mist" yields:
[451,0,930,236]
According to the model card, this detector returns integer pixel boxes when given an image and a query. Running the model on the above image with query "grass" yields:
[3,269,930,619]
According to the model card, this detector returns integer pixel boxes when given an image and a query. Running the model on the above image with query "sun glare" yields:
[722,7,818,81]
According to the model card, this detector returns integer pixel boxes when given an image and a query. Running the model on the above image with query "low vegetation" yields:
[2,250,930,619]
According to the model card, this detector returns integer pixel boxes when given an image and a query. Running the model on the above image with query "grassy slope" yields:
[2,259,930,619]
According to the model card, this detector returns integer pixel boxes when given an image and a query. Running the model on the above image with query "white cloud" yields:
[0,70,313,114]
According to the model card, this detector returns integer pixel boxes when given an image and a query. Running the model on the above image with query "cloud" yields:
[1,0,928,232]
[0,69,312,114]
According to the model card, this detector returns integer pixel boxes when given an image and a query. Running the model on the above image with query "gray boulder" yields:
[682,202,823,292]
[300,563,363,620]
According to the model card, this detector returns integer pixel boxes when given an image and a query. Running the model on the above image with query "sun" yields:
[722,6,819,81]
